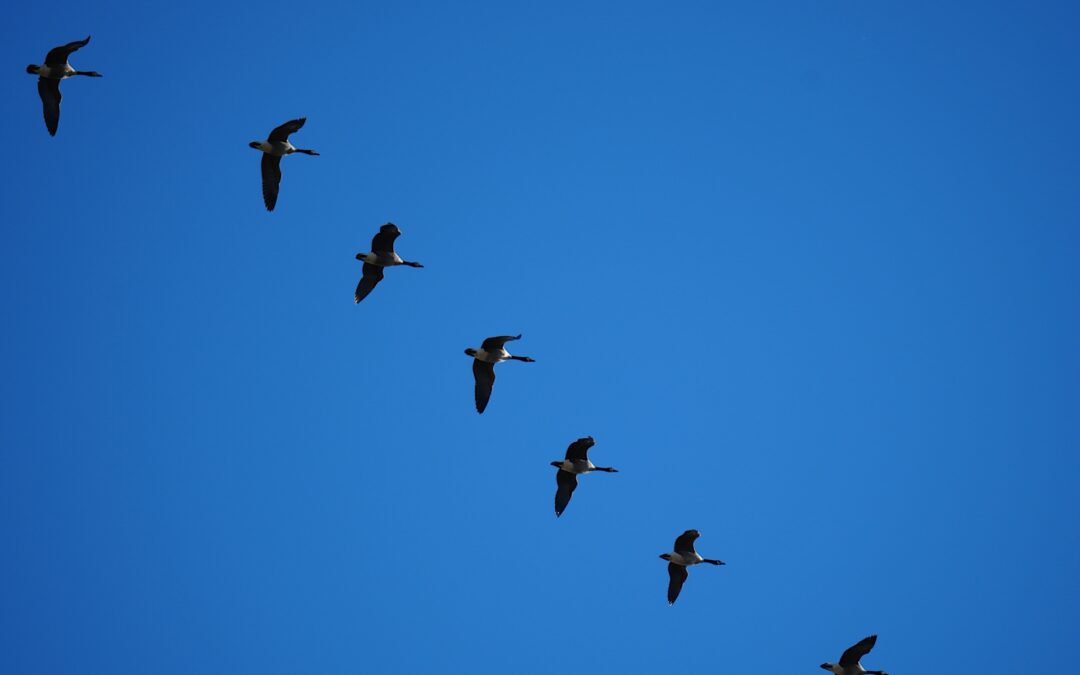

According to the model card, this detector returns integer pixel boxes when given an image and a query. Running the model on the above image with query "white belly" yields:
[38,64,73,79]
[669,552,703,566]
[562,459,594,473]
[262,141,293,156]
[474,348,508,363]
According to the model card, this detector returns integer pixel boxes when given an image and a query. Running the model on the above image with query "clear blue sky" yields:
[2,2,1078,673]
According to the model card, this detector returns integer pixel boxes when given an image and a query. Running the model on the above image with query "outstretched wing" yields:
[260,154,282,211]
[371,223,401,253]
[481,334,521,351]
[667,563,688,605]
[268,117,306,142]
[45,36,91,65]
[354,264,384,304]
[565,437,595,461]
[472,360,495,414]
[673,530,700,554]
[38,78,61,136]
[554,470,577,517]
[839,635,878,667]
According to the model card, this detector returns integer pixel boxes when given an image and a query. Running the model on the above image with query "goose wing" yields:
[45,36,91,65]
[673,530,700,554]
[371,223,401,253]
[481,335,521,351]
[268,117,306,143]
[472,359,495,414]
[354,263,384,304]
[667,563,688,605]
[260,154,282,211]
[839,635,878,667]
[554,470,577,517]
[38,78,61,136]
[565,436,595,461]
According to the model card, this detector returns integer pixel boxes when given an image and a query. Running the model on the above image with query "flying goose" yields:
[464,335,534,414]
[821,635,888,675]
[249,118,319,211]
[551,436,618,517]
[659,529,725,605]
[354,223,424,303]
[26,36,102,136]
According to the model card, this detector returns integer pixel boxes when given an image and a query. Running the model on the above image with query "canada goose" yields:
[248,118,319,211]
[659,529,725,605]
[354,223,423,303]
[464,335,535,414]
[820,635,889,675]
[551,436,618,517]
[26,36,102,136]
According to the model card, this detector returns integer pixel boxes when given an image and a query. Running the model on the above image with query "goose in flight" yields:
[659,529,725,605]
[464,335,534,414]
[249,118,319,211]
[26,36,102,136]
[820,635,888,675]
[354,223,424,303]
[551,436,618,517]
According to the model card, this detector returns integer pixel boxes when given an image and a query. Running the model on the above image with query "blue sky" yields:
[2,1,1079,673]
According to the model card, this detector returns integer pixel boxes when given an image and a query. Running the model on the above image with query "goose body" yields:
[551,436,617,517]
[251,140,299,157]
[357,251,406,266]
[26,36,102,136]
[556,458,596,474]
[465,335,535,414]
[249,118,319,211]
[659,529,725,605]
[354,223,423,303]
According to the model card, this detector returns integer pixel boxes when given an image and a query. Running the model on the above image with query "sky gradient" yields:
[2,2,1079,673]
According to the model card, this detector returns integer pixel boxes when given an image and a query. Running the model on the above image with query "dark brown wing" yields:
[667,563,688,605]
[268,117,306,143]
[472,359,495,414]
[260,154,282,211]
[565,437,595,461]
[673,530,700,554]
[45,36,90,65]
[481,335,521,351]
[554,470,577,517]
[38,78,61,136]
[371,223,401,253]
[354,264,384,304]
[839,635,877,667]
